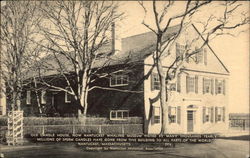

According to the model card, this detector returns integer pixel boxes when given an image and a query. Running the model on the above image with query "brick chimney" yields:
[111,22,121,55]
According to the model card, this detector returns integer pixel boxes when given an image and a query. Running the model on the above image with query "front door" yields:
[187,110,194,132]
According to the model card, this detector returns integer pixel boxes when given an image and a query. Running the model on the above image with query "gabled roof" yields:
[191,24,229,73]
[32,23,229,77]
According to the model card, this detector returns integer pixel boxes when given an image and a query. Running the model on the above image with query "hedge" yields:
[0,116,143,126]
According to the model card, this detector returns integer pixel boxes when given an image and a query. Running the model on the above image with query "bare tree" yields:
[139,0,249,134]
[0,1,42,111]
[35,1,123,116]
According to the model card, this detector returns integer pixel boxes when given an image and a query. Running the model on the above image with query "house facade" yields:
[144,25,229,134]
[15,24,229,134]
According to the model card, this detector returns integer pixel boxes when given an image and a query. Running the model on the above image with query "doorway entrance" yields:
[187,110,194,132]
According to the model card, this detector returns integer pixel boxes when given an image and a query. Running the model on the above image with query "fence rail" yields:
[1,124,143,137]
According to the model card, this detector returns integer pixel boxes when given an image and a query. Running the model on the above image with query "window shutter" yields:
[203,107,206,123]
[151,73,155,91]
[203,78,205,94]
[223,79,226,95]
[177,74,181,92]
[195,75,198,94]
[168,106,171,124]
[211,78,214,95]
[186,75,189,93]
[204,48,207,65]
[177,106,181,124]
[215,79,218,95]
[152,107,155,124]
[215,107,218,123]
[210,107,214,123]
[222,107,225,122]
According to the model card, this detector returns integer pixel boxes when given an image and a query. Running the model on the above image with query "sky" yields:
[0,1,249,113]
[117,1,249,113]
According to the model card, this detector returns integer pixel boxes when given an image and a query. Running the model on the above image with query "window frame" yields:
[110,74,129,87]
[216,79,224,95]
[110,110,129,120]
[26,90,31,105]
[41,90,46,104]
[152,73,160,90]
[187,76,195,93]
[65,87,71,103]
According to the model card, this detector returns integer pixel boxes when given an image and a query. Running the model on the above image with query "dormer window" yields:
[110,74,129,87]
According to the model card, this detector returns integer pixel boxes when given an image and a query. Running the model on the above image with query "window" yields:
[176,43,185,60]
[153,107,160,124]
[41,90,46,104]
[186,76,195,93]
[110,110,129,120]
[203,107,212,123]
[217,107,222,121]
[151,73,160,90]
[169,107,177,123]
[26,90,31,104]
[203,78,213,94]
[215,79,225,95]
[110,74,129,87]
[215,107,225,122]
[65,87,71,103]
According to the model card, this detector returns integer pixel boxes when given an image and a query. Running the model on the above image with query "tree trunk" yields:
[155,33,169,134]
[157,61,168,134]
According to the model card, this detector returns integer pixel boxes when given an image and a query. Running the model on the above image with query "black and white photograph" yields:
[0,1,249,158]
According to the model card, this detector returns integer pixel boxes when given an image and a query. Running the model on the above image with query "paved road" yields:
[1,139,249,158]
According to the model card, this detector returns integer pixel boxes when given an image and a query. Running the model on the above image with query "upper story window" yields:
[110,74,129,87]
[186,75,198,93]
[110,110,129,120]
[41,90,46,104]
[26,90,31,105]
[203,78,214,94]
[65,87,71,103]
[151,73,160,91]
[215,79,225,95]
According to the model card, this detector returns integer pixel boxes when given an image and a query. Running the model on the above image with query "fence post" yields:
[243,120,245,130]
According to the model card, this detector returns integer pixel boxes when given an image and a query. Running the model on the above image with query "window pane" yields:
[117,76,122,84]
[117,111,122,118]
[123,111,128,118]
[111,77,116,85]
[111,111,116,118]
